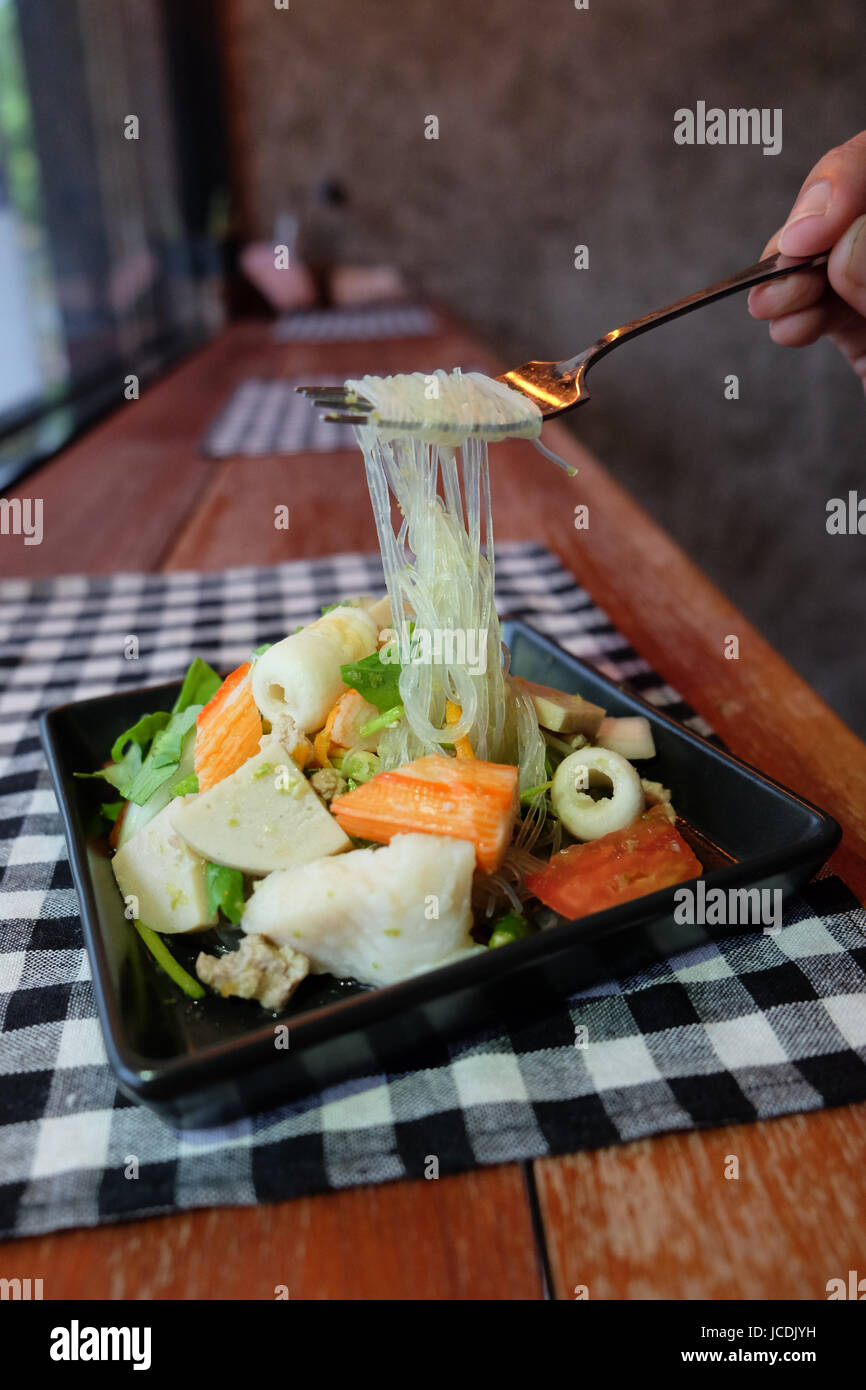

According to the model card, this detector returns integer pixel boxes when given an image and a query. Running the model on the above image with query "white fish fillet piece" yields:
[241,833,480,986]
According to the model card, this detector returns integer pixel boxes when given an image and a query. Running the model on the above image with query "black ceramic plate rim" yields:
[39,619,841,1100]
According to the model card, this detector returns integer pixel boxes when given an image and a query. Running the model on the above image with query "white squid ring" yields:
[551,747,644,841]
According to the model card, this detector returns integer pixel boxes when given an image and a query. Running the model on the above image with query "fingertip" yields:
[747,288,765,318]
[768,304,828,347]
[777,216,832,258]
[748,270,825,320]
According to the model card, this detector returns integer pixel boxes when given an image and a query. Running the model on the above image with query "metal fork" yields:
[297,250,828,425]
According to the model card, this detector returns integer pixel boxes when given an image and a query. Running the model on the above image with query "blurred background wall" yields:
[219,0,865,736]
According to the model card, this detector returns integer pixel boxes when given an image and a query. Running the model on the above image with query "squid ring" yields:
[551,747,644,841]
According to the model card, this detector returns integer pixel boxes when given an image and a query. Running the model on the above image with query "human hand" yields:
[747,131,866,391]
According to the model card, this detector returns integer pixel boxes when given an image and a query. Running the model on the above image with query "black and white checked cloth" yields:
[272,303,439,343]
[201,367,487,458]
[1,541,865,1239]
[201,378,358,457]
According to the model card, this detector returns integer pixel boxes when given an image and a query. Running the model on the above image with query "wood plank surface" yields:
[536,1105,866,1301]
[1,316,864,1300]
[3,1167,542,1301]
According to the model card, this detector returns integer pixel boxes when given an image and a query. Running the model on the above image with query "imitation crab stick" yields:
[330,753,518,872]
[194,662,262,793]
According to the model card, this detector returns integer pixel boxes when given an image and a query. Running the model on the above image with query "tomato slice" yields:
[525,805,703,919]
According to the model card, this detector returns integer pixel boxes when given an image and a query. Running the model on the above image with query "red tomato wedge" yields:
[330,753,519,872]
[525,805,702,919]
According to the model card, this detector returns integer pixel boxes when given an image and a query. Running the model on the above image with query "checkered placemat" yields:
[201,366,488,458]
[272,303,439,343]
[1,542,865,1240]
[201,378,358,456]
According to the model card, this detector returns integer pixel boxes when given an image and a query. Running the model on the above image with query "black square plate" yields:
[40,619,840,1128]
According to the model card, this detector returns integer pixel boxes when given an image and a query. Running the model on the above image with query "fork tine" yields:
[297,385,373,414]
[296,384,371,401]
[296,383,373,423]
[315,400,371,415]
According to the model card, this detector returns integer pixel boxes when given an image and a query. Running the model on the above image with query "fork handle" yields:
[564,250,830,375]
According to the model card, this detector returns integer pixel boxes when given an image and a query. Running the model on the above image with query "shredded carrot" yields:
[291,740,311,770]
[312,701,341,768]
[445,699,475,759]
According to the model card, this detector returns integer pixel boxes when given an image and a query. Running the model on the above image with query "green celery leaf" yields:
[100,801,125,824]
[172,657,222,715]
[150,705,200,768]
[110,711,170,765]
[125,708,201,805]
[74,741,143,799]
[205,863,245,926]
[169,772,199,799]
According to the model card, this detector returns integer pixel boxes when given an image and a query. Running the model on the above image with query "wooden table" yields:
[2,315,865,1300]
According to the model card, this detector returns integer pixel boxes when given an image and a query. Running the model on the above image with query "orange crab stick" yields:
[194,662,263,793]
[330,753,519,872]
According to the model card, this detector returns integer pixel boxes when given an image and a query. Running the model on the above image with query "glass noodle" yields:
[347,370,548,794]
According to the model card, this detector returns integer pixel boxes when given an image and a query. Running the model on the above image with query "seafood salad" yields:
[79,371,702,1010]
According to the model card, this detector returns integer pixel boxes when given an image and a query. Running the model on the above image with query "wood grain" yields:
[2,316,865,1300]
[536,1105,866,1300]
[4,1167,542,1300]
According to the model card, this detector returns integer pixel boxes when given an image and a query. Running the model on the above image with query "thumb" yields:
[827,213,866,319]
